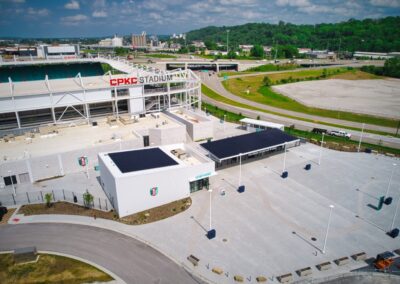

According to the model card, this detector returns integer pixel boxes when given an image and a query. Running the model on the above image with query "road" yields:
[0,223,203,284]
[199,72,400,149]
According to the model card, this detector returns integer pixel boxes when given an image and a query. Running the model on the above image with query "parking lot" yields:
[129,143,400,283]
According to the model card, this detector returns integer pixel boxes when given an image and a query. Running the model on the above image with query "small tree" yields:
[263,76,272,86]
[45,193,52,208]
[83,190,94,209]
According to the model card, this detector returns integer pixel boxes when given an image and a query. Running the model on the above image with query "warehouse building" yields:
[98,144,215,217]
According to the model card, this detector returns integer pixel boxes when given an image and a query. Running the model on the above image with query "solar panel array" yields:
[108,148,178,174]
[200,129,298,161]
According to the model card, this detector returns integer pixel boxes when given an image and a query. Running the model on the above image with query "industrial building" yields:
[98,144,215,217]
[37,44,80,59]
[0,59,201,130]
[132,32,147,48]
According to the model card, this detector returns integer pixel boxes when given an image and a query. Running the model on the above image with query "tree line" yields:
[186,17,400,53]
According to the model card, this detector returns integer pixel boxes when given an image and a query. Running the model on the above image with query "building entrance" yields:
[190,177,209,193]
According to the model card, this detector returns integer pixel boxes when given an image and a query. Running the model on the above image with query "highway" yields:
[0,223,203,284]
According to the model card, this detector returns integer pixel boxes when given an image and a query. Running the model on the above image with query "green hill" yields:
[186,17,400,52]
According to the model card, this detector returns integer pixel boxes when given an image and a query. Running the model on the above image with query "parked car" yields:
[327,130,351,139]
[311,128,328,134]
[374,251,395,270]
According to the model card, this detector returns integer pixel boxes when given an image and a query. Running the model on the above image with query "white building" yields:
[240,118,284,131]
[98,144,215,217]
[37,44,80,59]
[99,35,123,47]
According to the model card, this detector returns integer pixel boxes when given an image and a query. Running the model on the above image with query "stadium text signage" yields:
[110,74,174,86]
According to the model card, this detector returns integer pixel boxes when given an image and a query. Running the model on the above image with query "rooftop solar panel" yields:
[108,148,178,174]
[200,129,298,161]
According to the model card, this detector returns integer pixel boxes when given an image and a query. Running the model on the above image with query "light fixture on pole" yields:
[208,188,212,230]
[385,163,397,198]
[389,193,400,232]
[282,143,287,174]
[223,114,226,132]
[322,204,334,254]
[357,123,365,152]
[239,153,242,187]
[318,133,325,165]
[8,170,16,196]
[207,188,216,239]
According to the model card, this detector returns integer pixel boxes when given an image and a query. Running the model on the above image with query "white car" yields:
[328,130,351,139]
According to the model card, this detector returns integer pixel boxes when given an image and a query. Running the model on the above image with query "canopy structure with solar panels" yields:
[200,129,300,163]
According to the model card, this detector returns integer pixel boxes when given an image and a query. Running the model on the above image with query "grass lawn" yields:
[202,102,245,122]
[219,71,252,77]
[0,253,113,284]
[19,198,191,225]
[144,53,177,59]
[222,69,397,128]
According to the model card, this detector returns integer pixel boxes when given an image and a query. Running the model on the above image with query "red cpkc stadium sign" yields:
[110,77,138,86]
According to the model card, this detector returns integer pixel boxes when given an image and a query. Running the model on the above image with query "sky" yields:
[0,0,399,38]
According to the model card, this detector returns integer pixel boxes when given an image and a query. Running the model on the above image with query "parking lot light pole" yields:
[238,153,243,187]
[282,143,287,174]
[223,114,226,132]
[318,133,325,165]
[389,193,400,231]
[357,123,365,152]
[208,188,213,230]
[385,163,397,198]
[322,205,335,254]
[8,170,16,196]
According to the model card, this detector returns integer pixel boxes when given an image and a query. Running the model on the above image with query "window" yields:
[4,175,17,186]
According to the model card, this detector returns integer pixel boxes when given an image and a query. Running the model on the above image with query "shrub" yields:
[45,193,52,208]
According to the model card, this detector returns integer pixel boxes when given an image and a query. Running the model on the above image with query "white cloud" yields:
[27,7,50,16]
[65,0,80,10]
[276,0,311,7]
[92,10,108,17]
[61,14,88,25]
[369,0,400,7]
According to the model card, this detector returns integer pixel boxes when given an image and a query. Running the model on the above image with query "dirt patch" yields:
[0,208,16,225]
[18,198,192,225]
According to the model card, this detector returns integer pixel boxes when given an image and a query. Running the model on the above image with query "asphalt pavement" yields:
[0,223,204,284]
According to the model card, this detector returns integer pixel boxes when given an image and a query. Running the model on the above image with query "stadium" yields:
[0,57,201,131]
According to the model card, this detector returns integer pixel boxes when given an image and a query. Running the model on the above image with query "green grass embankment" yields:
[222,68,397,128]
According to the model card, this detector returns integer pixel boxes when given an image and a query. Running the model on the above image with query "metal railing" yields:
[0,189,112,211]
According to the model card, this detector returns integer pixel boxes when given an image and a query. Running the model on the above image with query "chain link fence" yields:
[0,189,112,211]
